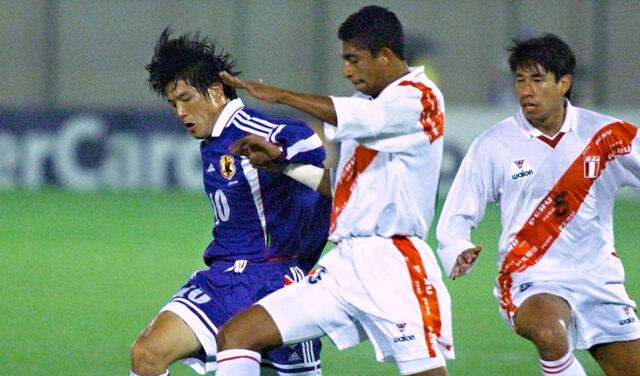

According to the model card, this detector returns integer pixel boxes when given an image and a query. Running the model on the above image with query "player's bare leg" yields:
[215,305,282,375]
[589,338,640,375]
[514,293,586,375]
[131,311,201,375]
[216,305,447,376]
[514,293,572,359]
[217,304,283,352]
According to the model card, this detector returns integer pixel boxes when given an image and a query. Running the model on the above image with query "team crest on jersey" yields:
[511,159,534,180]
[219,154,236,180]
[583,155,601,179]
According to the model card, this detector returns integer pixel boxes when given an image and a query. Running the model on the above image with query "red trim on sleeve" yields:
[399,81,444,143]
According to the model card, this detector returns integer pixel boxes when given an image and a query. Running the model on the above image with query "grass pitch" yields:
[1,190,638,375]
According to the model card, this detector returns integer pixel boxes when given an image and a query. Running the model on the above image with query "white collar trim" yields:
[211,98,245,138]
[518,99,576,138]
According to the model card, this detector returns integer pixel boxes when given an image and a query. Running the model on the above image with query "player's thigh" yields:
[217,304,286,351]
[258,273,330,346]
[133,310,201,361]
[513,293,572,340]
[589,339,640,376]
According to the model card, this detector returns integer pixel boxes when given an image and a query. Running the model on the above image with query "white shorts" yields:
[494,253,640,349]
[259,236,454,375]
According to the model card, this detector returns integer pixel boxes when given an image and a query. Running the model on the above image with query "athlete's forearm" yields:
[317,168,332,197]
[283,163,332,197]
[277,90,337,126]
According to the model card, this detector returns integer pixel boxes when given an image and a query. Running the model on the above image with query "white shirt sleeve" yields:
[328,86,426,142]
[436,137,498,277]
[620,123,640,187]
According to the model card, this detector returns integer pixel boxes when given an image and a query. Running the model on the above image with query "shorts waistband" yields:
[208,256,297,267]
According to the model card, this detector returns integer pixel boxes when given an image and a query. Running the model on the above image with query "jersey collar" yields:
[210,98,245,138]
[517,99,576,139]
[375,66,425,100]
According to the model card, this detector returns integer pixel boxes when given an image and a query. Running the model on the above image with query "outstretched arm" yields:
[230,135,332,197]
[220,71,337,126]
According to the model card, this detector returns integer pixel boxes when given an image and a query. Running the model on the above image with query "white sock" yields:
[129,371,169,376]
[216,349,261,375]
[540,352,586,375]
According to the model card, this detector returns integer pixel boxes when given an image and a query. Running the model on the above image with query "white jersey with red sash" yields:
[324,66,444,243]
[280,66,456,369]
[437,101,640,317]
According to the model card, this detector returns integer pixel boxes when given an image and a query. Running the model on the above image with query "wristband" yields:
[283,163,324,191]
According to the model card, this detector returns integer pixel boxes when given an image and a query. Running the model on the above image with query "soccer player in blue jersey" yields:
[130,28,330,376]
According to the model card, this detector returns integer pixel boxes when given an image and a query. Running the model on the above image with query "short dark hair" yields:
[338,5,405,60]
[146,27,240,100]
[508,33,576,97]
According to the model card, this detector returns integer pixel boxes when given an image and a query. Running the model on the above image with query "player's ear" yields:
[377,47,394,66]
[207,83,225,100]
[559,74,572,96]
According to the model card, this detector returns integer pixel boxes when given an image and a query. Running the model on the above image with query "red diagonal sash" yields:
[329,146,378,235]
[498,122,637,313]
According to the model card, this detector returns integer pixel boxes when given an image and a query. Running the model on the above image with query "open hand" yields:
[220,71,283,103]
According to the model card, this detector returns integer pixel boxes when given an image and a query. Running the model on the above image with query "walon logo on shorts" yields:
[393,323,416,343]
[619,306,637,326]
[511,159,534,180]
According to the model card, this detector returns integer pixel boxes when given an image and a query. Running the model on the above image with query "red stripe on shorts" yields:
[392,235,441,358]
[498,122,637,314]
[329,146,378,235]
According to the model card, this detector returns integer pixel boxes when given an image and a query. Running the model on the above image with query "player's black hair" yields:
[508,33,576,98]
[338,5,405,60]
[146,27,240,99]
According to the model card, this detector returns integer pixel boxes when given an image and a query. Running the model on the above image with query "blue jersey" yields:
[200,98,330,270]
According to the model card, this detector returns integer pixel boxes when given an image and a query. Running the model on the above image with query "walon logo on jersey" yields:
[583,155,601,179]
[511,159,534,180]
[219,154,236,180]
[393,322,416,343]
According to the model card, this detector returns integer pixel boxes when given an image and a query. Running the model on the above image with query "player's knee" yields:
[216,322,251,351]
[517,325,569,357]
[131,336,171,373]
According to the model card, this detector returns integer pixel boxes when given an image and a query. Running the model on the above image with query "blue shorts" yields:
[162,259,322,375]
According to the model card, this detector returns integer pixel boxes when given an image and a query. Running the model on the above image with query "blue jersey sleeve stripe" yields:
[232,120,270,137]
[237,112,279,132]
[286,133,324,160]
[236,119,276,134]
[268,124,287,144]
[241,113,280,129]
